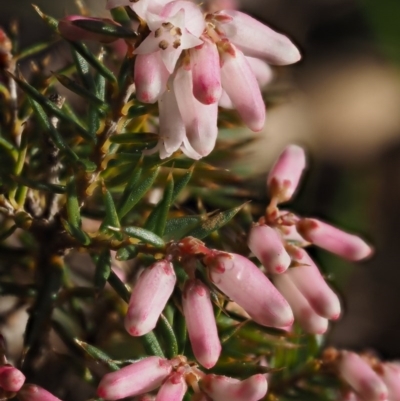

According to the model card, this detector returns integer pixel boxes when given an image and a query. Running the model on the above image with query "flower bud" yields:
[215,10,301,65]
[296,219,372,261]
[125,260,176,336]
[0,366,25,392]
[191,38,222,105]
[155,372,187,401]
[201,374,267,401]
[182,279,221,368]
[288,249,341,320]
[248,224,291,274]
[273,273,329,334]
[267,145,306,203]
[338,351,388,401]
[220,42,265,132]
[58,16,118,43]
[204,252,293,328]
[97,356,172,400]
[18,384,63,401]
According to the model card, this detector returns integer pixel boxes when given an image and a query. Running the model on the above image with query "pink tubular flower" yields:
[155,372,187,401]
[204,252,294,328]
[182,279,221,369]
[288,248,341,320]
[219,42,265,132]
[125,260,176,336]
[273,273,328,334]
[381,363,400,401]
[296,218,373,261]
[201,374,268,401]
[135,52,170,103]
[267,144,306,203]
[0,366,25,392]
[173,62,219,157]
[214,10,301,65]
[97,356,172,400]
[190,38,222,104]
[18,384,63,401]
[246,57,274,88]
[338,352,388,401]
[58,16,119,43]
[248,224,291,274]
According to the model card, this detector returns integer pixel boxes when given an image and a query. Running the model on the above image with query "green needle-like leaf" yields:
[157,314,178,358]
[93,250,112,290]
[116,226,165,248]
[74,339,120,371]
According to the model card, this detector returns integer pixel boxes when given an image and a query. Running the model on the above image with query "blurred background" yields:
[1,0,400,363]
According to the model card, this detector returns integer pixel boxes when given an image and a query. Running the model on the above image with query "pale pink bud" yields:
[174,64,218,157]
[381,363,400,401]
[190,38,222,105]
[288,249,341,320]
[220,43,265,132]
[201,374,267,401]
[297,219,372,261]
[125,260,176,336]
[339,352,388,401]
[204,252,294,328]
[58,16,118,43]
[246,57,273,88]
[267,144,306,203]
[0,366,25,392]
[135,53,170,103]
[215,10,301,65]
[97,356,172,400]
[155,372,187,401]
[273,273,329,334]
[248,224,291,274]
[182,279,221,369]
[18,384,63,401]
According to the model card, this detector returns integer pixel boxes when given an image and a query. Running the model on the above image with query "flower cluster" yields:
[60,0,300,159]
[323,348,400,401]
[248,145,372,334]
[97,355,268,401]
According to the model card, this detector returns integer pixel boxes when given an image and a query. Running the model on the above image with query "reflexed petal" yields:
[273,273,329,334]
[339,352,388,401]
[216,10,301,65]
[97,357,172,400]
[248,224,291,274]
[155,372,187,401]
[204,252,294,328]
[181,137,203,160]
[267,144,306,203]
[125,260,176,336]
[220,43,265,132]
[182,279,221,368]
[135,32,163,55]
[135,53,170,103]
[297,218,373,261]
[191,39,222,104]
[174,65,218,157]
[161,1,206,36]
[288,248,341,320]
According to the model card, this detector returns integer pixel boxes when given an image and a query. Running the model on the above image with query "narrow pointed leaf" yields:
[164,216,204,241]
[119,226,165,248]
[99,184,122,240]
[115,245,138,261]
[156,314,178,359]
[110,6,131,26]
[174,311,187,355]
[72,19,137,39]
[110,132,158,145]
[186,204,245,240]
[118,54,135,90]
[209,362,272,378]
[74,339,120,371]
[144,173,174,235]
[32,5,58,31]
[69,41,116,83]
[11,175,66,193]
[72,49,96,91]
[93,250,112,290]
[117,166,160,219]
